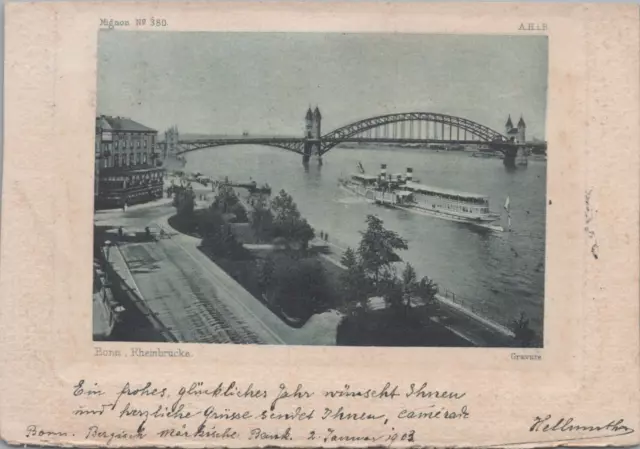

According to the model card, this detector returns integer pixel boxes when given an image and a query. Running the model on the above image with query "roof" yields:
[505,115,513,128]
[517,116,526,127]
[306,108,313,119]
[351,173,378,181]
[98,116,157,133]
[404,181,488,200]
[313,106,322,118]
[97,116,112,131]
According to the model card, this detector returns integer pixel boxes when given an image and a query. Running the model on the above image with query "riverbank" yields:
[182,144,546,339]
[158,168,533,347]
[171,171,521,347]
[289,227,517,347]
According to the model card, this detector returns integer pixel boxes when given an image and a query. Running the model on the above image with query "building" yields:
[95,115,165,208]
[504,115,526,144]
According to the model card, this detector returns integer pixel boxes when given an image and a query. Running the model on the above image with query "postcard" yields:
[1,2,638,448]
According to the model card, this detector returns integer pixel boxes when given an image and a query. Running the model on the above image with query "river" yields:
[184,145,546,335]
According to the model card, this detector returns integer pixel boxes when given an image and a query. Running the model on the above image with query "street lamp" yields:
[104,240,112,265]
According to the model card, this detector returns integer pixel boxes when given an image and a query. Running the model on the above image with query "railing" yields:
[437,286,516,331]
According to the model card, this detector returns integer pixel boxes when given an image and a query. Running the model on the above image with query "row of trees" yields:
[338,214,540,347]
[340,215,439,317]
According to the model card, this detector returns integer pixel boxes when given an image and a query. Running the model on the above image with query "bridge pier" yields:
[303,140,322,165]
[503,151,517,168]
[302,141,313,164]
[490,142,518,168]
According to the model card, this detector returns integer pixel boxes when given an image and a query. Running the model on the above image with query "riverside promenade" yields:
[96,172,516,347]
[308,237,516,347]
[233,183,516,347]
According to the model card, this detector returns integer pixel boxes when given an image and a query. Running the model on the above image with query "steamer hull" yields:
[340,166,504,232]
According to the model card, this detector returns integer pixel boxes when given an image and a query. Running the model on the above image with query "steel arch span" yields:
[177,138,305,155]
[318,112,509,155]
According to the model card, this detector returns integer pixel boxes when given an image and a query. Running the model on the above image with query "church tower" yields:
[312,106,322,139]
[517,115,526,143]
[305,107,313,138]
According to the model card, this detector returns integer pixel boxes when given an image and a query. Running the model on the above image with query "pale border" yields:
[0,2,638,448]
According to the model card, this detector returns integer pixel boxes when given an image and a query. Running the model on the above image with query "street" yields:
[95,199,340,345]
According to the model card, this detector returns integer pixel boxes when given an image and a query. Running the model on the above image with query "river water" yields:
[184,145,546,334]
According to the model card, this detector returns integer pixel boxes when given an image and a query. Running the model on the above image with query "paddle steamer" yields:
[340,163,504,232]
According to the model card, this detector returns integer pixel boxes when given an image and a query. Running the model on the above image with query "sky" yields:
[97,31,548,140]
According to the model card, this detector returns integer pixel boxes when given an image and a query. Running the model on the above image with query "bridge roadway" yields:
[177,137,542,156]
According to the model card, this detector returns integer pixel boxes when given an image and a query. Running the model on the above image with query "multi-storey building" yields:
[95,116,165,208]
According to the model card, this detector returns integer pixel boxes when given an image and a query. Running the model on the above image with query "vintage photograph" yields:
[93,31,547,348]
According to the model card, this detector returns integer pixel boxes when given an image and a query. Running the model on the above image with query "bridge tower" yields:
[517,115,526,144]
[312,106,322,139]
[305,107,313,138]
[303,106,322,164]
[505,115,514,136]
[164,125,179,158]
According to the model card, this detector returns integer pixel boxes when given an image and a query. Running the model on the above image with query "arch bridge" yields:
[175,111,529,166]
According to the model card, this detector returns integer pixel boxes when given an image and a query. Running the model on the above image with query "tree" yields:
[271,189,301,223]
[172,186,195,217]
[357,215,408,286]
[378,270,403,311]
[213,185,239,213]
[231,202,248,223]
[416,276,438,304]
[270,190,315,249]
[401,263,418,313]
[340,247,370,312]
[512,312,538,347]
[250,200,274,243]
[274,258,329,320]
[198,207,226,238]
[291,218,315,250]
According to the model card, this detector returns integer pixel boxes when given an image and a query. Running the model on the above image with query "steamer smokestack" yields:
[380,164,387,179]
[406,167,413,182]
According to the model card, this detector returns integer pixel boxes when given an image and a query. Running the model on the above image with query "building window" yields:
[137,141,140,148]
[129,153,134,165]
[143,153,148,164]
[115,141,118,150]
[114,155,119,167]
[144,140,147,148]
[136,153,141,165]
